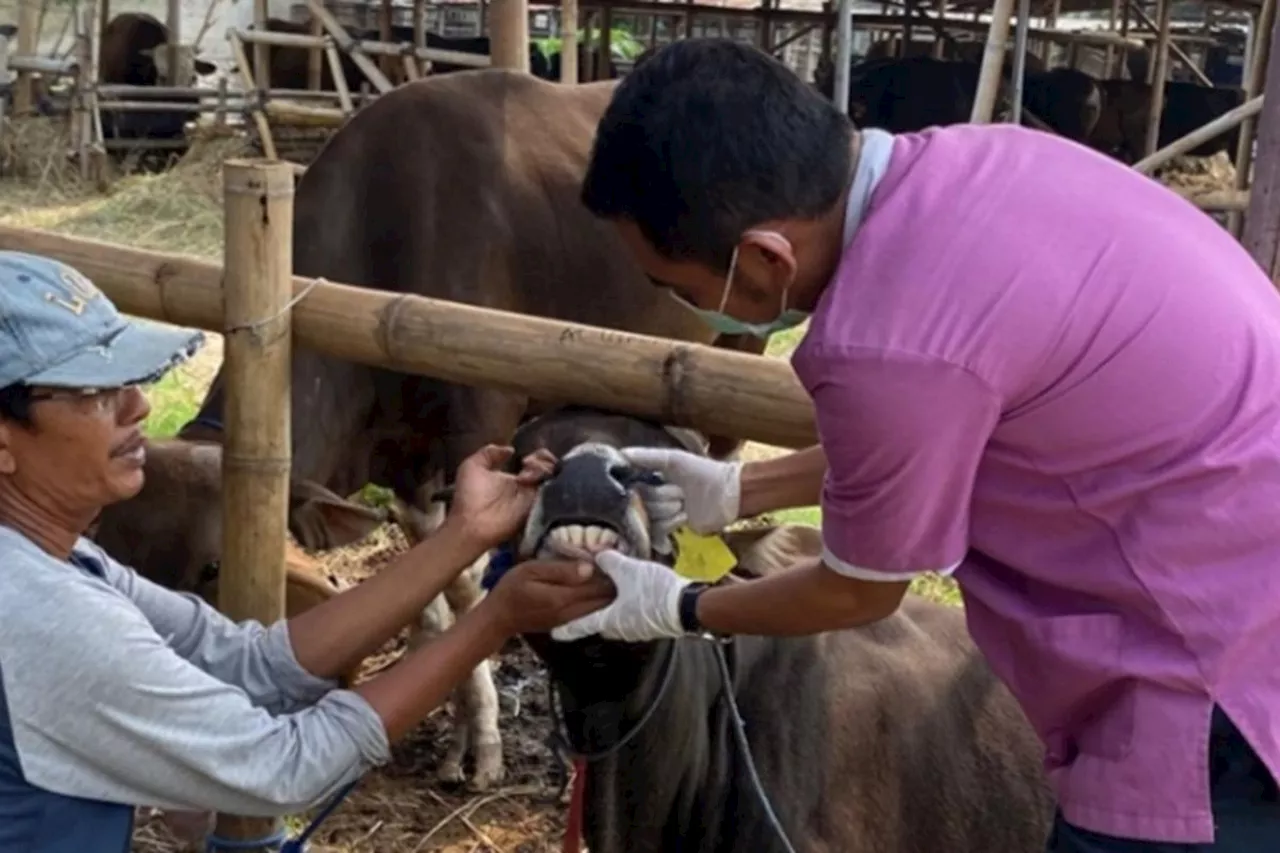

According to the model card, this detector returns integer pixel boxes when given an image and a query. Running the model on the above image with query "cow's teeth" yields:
[547,524,622,555]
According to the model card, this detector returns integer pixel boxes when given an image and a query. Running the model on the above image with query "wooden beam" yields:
[1143,0,1173,158]
[490,0,530,70]
[1243,6,1280,282]
[1230,0,1276,236]
[970,0,1015,122]
[210,159,295,852]
[0,226,817,448]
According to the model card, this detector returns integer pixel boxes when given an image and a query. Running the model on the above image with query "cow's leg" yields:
[391,481,472,783]
[392,473,505,790]
[436,387,530,790]
[440,558,502,789]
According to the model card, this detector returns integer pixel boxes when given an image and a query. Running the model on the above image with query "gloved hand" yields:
[621,447,743,537]
[551,550,693,643]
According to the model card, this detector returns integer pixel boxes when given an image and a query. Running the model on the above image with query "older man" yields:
[550,39,1280,852]
[0,250,613,853]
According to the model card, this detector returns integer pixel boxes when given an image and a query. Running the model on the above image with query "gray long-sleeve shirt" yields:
[0,524,390,852]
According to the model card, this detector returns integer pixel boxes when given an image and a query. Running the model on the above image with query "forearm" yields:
[695,558,906,636]
[287,519,489,682]
[738,444,828,518]
[353,597,510,741]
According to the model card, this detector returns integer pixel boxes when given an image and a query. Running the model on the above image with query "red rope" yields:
[562,758,587,853]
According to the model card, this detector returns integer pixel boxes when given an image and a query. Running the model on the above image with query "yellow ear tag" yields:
[671,525,738,583]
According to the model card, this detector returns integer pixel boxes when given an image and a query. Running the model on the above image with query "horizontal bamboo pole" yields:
[1133,94,1263,174]
[0,225,816,449]
[9,53,77,74]
[98,99,249,113]
[96,84,225,98]
[236,25,490,67]
[263,99,346,127]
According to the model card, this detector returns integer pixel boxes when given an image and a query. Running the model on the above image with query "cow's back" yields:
[812,595,1054,851]
[294,69,714,342]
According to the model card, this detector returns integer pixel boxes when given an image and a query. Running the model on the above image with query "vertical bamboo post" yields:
[73,0,91,180]
[560,0,579,82]
[307,15,324,90]
[211,158,296,853]
[933,0,945,57]
[1105,0,1119,76]
[1143,0,1172,158]
[165,0,180,84]
[1010,0,1030,124]
[254,0,270,90]
[412,0,427,76]
[833,0,854,113]
[1230,0,1277,237]
[970,0,1016,123]
[14,0,39,113]
[489,0,529,71]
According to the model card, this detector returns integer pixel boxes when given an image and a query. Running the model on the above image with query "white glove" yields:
[621,447,742,536]
[551,550,692,643]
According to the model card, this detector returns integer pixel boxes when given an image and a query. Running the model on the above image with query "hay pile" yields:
[0,118,260,259]
[1154,150,1238,196]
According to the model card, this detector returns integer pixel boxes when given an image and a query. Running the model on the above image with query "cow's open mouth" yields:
[518,442,657,562]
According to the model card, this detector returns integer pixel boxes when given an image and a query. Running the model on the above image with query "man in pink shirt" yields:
[551,39,1280,850]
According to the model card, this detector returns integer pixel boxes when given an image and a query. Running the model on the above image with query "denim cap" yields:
[0,250,205,390]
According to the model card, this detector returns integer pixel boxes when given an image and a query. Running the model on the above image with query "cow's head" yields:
[139,45,217,85]
[501,406,823,689]
[90,439,387,599]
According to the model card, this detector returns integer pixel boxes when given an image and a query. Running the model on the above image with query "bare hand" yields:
[487,559,617,635]
[450,445,558,548]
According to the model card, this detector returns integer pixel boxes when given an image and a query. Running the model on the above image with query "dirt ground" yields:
[0,113,1240,853]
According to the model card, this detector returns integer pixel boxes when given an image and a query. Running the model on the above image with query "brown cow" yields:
[158,69,769,792]
[502,405,1056,853]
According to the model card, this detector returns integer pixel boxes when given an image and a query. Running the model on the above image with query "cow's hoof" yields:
[437,758,467,787]
[467,739,505,792]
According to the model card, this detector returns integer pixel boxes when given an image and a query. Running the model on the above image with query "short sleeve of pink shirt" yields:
[799,346,998,579]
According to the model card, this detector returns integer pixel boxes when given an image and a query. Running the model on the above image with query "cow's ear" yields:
[720,522,824,580]
[288,479,387,550]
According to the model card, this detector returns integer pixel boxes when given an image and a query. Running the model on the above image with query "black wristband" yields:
[678,583,709,634]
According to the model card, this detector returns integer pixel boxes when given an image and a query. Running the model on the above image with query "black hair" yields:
[580,39,855,270]
[0,383,33,427]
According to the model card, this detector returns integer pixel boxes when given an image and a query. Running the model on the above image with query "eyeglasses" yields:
[28,383,150,417]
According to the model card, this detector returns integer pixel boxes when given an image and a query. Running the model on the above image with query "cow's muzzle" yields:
[517,442,659,562]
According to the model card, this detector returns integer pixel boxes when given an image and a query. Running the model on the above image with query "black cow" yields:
[504,405,1056,853]
[97,12,216,142]
[817,55,1101,142]
[1090,79,1246,164]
